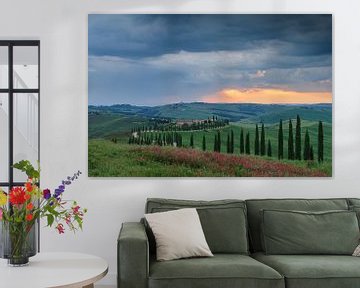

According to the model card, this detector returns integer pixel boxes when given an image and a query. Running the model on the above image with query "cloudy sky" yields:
[88,14,332,106]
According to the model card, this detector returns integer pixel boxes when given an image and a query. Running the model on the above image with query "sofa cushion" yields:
[261,209,359,255]
[149,254,284,288]
[146,198,248,254]
[348,205,360,228]
[253,252,360,288]
[246,198,349,252]
[347,198,360,207]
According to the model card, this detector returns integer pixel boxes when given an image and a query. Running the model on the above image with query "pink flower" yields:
[72,205,80,215]
[65,214,71,225]
[0,208,3,220]
[56,223,65,234]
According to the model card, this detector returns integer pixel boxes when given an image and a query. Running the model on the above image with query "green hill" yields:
[89,102,332,124]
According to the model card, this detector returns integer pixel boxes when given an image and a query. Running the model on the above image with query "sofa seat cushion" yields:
[253,252,360,288]
[261,209,359,255]
[149,254,284,288]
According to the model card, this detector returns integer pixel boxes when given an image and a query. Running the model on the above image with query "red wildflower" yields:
[56,223,65,234]
[9,187,26,205]
[24,193,31,201]
[25,182,33,192]
[26,203,34,210]
[133,146,328,177]
[26,214,33,221]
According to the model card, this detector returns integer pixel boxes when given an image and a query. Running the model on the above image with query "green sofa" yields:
[118,198,360,288]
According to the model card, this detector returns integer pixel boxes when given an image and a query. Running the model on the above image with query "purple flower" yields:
[43,189,51,200]
[54,171,82,199]
[54,189,63,198]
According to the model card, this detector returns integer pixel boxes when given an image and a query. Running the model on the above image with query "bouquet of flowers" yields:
[0,160,87,265]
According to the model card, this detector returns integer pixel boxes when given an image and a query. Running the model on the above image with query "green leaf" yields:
[47,214,54,227]
[13,160,40,180]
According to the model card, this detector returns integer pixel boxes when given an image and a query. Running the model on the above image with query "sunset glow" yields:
[203,88,332,104]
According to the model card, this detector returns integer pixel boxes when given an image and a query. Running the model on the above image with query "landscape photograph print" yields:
[88,14,332,177]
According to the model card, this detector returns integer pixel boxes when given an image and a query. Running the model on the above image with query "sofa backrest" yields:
[348,198,360,207]
[145,198,249,255]
[245,198,349,252]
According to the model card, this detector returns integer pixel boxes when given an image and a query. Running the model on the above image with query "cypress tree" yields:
[245,132,251,154]
[295,114,302,160]
[176,134,182,147]
[240,129,244,154]
[318,121,324,163]
[278,119,284,160]
[260,123,266,156]
[310,145,314,161]
[230,130,234,153]
[213,134,218,152]
[303,129,311,160]
[288,119,294,160]
[227,134,230,153]
[217,130,221,152]
[190,133,194,148]
[267,140,272,157]
[255,124,260,155]
[202,135,206,151]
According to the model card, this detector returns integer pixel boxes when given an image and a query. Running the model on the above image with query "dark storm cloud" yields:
[89,14,331,58]
[88,14,332,105]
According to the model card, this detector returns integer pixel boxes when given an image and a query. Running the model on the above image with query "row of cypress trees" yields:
[204,115,324,163]
[130,116,228,134]
[128,115,325,163]
[210,128,268,156]
[276,115,324,163]
[128,132,183,147]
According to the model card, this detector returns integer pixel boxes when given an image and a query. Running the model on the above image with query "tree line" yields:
[130,115,229,134]
[126,114,325,163]
[128,132,184,147]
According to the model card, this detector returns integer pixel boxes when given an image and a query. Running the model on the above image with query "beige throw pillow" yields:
[353,244,360,256]
[145,208,213,261]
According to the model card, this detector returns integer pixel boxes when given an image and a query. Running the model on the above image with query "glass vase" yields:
[0,220,37,266]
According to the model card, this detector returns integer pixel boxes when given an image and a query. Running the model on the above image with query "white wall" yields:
[1,0,360,285]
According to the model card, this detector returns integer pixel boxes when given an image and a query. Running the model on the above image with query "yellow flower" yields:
[0,190,7,206]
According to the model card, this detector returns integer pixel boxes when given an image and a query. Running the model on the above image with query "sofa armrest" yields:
[118,222,149,288]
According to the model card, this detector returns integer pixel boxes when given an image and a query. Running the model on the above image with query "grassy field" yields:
[88,103,332,177]
[88,140,331,177]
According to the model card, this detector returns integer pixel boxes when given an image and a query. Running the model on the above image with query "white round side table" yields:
[0,252,108,288]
